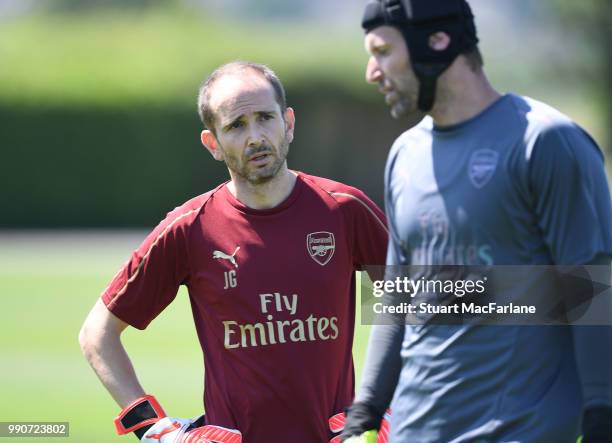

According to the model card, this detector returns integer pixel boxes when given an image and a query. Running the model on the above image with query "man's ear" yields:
[201,130,224,161]
[284,107,295,144]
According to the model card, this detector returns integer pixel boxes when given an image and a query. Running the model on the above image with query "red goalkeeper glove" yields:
[114,395,241,443]
[142,419,241,443]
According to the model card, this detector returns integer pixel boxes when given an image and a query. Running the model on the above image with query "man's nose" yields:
[247,127,264,148]
[366,57,382,84]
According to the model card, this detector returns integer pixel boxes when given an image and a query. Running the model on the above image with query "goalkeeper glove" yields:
[342,430,379,443]
[140,417,192,442]
[329,406,389,443]
[582,406,612,443]
[114,395,168,439]
[339,402,390,443]
[114,395,241,443]
[142,419,241,443]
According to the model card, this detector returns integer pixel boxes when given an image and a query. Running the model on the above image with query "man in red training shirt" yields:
[79,61,388,443]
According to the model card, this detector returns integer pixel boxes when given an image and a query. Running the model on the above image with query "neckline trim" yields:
[222,171,304,215]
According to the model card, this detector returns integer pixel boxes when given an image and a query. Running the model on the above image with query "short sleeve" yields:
[101,207,194,329]
[529,124,612,264]
[384,144,410,267]
[341,187,388,269]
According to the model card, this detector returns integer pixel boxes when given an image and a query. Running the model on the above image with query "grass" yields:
[0,233,589,443]
[0,231,370,443]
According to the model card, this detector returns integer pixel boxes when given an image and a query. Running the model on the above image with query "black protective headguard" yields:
[362,0,478,111]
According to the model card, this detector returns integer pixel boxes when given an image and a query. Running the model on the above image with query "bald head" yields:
[197,61,287,135]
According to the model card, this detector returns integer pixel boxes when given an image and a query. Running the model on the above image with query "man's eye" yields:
[229,121,244,129]
[260,114,274,121]
[375,47,389,56]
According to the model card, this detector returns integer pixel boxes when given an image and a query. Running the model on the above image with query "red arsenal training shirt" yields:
[102,172,388,442]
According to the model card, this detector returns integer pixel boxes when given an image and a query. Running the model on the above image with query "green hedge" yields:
[0,12,413,227]
[1,83,410,227]
[2,11,607,227]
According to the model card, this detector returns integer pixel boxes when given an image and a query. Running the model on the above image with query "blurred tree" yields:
[0,0,34,17]
[192,0,309,20]
[41,0,181,13]
[232,0,308,19]
[549,0,612,152]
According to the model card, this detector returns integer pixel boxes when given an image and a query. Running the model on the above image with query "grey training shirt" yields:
[359,94,612,442]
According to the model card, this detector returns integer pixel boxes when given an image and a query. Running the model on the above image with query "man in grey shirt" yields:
[341,1,612,442]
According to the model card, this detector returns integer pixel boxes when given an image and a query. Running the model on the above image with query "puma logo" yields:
[145,420,182,440]
[213,246,240,268]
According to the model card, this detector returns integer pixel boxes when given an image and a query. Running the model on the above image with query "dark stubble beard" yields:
[388,66,419,119]
[389,88,417,119]
[223,136,290,186]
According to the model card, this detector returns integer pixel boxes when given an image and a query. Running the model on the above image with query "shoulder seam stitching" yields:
[328,191,389,234]
[105,206,202,308]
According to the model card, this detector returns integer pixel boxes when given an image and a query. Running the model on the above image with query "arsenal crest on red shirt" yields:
[306,231,336,266]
